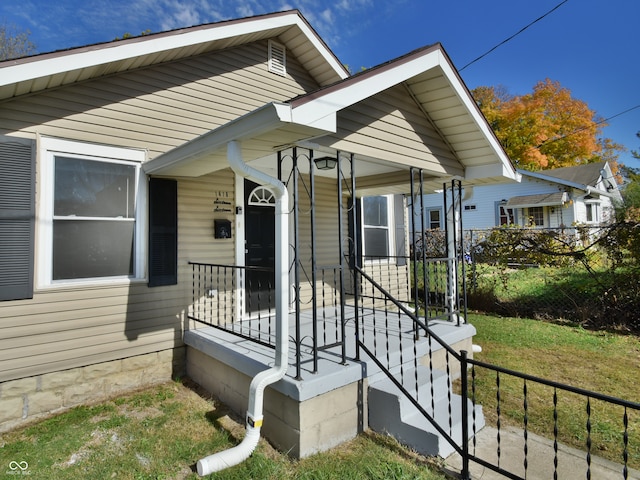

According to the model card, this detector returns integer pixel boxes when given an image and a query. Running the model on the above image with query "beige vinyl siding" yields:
[294,175,345,306]
[0,40,319,157]
[319,85,462,176]
[0,39,318,383]
[177,170,237,328]
[0,283,184,381]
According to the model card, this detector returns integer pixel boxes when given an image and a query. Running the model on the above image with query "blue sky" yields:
[2,0,639,168]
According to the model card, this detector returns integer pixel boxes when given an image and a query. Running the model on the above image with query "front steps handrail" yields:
[353,264,468,459]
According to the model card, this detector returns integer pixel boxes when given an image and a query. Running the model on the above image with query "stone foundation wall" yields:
[0,347,185,433]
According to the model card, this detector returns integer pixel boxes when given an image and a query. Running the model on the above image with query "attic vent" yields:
[268,40,286,76]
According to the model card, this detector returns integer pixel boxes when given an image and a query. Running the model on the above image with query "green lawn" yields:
[468,313,640,469]
[0,380,445,480]
[2,314,637,478]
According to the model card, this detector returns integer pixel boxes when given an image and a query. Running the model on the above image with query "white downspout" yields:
[196,140,289,476]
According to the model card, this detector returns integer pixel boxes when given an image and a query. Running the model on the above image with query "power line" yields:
[460,0,570,71]
[537,104,640,148]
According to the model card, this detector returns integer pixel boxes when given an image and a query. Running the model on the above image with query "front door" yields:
[244,179,276,313]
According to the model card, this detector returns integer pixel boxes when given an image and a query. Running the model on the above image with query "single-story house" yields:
[0,10,518,465]
[410,161,621,234]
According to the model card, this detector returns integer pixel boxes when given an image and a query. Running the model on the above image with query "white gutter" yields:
[196,140,290,476]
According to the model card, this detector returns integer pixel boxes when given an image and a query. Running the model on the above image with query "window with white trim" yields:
[39,138,146,286]
[585,202,599,223]
[428,209,442,229]
[527,206,544,227]
[362,195,394,260]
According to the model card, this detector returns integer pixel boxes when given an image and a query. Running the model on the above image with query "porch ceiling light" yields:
[313,156,337,170]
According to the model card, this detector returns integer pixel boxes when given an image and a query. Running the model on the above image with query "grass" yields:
[467,313,640,469]
[0,379,446,480]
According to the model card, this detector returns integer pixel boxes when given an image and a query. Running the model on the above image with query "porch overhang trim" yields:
[506,192,568,208]
[290,47,442,125]
[464,163,522,184]
[143,102,335,176]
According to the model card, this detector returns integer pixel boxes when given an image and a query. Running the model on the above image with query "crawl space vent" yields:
[268,40,286,76]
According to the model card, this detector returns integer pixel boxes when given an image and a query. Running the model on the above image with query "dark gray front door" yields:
[244,179,276,312]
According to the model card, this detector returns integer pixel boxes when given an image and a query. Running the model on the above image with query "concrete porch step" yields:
[368,365,485,458]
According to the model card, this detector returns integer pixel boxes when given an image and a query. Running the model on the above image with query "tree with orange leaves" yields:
[473,79,623,174]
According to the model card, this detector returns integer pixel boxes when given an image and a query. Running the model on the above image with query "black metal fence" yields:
[354,262,640,480]
[465,356,640,480]
[412,226,640,331]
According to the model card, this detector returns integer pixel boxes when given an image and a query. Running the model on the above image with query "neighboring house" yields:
[0,10,517,459]
[410,162,621,233]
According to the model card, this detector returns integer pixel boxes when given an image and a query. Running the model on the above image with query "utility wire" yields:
[460,0,570,71]
[537,104,640,148]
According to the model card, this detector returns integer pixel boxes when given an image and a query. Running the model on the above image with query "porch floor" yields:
[184,305,476,402]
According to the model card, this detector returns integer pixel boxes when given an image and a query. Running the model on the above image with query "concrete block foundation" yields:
[0,347,185,433]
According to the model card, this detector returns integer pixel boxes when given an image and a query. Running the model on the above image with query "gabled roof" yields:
[519,162,620,199]
[145,43,519,189]
[535,162,605,187]
[0,10,348,101]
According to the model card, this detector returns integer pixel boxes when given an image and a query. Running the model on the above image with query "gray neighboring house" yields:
[411,161,621,233]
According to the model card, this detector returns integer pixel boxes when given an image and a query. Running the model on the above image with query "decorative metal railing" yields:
[353,262,639,479]
[188,261,347,379]
[465,358,640,480]
[188,262,275,348]
[353,263,468,456]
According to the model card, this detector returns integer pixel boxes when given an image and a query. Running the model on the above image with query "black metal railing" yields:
[353,263,466,445]
[189,260,638,479]
[188,261,348,379]
[188,262,276,348]
[464,358,640,480]
[359,255,461,324]
[354,262,639,479]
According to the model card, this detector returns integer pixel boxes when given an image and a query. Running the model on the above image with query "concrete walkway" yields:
[445,426,639,480]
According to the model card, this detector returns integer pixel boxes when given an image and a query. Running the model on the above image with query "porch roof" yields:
[506,192,569,208]
[143,44,519,194]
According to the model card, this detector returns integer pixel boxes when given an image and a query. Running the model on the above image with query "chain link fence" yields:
[413,225,640,332]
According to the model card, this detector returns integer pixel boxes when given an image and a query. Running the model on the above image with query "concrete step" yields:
[368,365,485,458]
[368,366,450,410]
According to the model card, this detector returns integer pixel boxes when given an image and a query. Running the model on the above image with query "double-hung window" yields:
[362,195,394,260]
[428,209,442,229]
[39,138,146,286]
[528,206,544,227]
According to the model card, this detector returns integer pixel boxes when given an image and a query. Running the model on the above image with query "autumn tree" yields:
[0,22,36,60]
[473,79,623,172]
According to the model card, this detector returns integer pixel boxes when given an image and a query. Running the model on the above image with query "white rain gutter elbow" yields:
[197,140,289,476]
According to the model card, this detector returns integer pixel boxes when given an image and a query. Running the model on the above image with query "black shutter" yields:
[148,178,177,287]
[394,195,407,266]
[0,137,35,301]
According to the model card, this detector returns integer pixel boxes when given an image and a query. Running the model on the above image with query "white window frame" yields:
[361,195,395,262]
[37,137,147,289]
[585,201,599,223]
[427,208,442,229]
[527,206,544,227]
